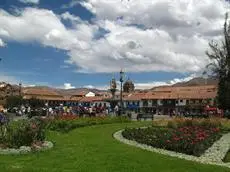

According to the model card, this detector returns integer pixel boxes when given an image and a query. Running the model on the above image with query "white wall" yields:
[139,101,143,108]
[85,92,96,97]
[92,101,110,107]
[176,99,186,106]
[157,100,163,106]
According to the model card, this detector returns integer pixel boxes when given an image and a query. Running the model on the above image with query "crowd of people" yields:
[0,103,123,118]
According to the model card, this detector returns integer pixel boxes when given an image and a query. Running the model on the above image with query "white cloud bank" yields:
[84,74,197,90]
[0,0,229,73]
[63,83,75,89]
[0,38,6,47]
[18,0,39,4]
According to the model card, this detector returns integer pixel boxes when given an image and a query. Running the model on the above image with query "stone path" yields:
[200,133,230,163]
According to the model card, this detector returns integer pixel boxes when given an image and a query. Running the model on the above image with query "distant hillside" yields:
[22,86,108,96]
[150,77,218,90]
[172,77,218,87]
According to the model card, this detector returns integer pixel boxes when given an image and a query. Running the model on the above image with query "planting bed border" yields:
[0,141,54,155]
[113,129,230,168]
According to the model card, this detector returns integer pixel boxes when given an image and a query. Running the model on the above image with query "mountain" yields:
[22,86,108,96]
[172,77,218,87]
[149,77,218,90]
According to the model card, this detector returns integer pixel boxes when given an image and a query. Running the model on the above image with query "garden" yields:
[0,115,230,171]
[116,118,230,168]
[122,122,222,156]
[0,113,130,154]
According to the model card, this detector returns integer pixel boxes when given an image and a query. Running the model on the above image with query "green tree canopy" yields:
[5,95,23,109]
[206,13,230,110]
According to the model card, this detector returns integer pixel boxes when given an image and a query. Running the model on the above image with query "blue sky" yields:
[0,0,229,89]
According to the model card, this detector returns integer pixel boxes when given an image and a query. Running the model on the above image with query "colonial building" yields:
[124,85,217,115]
[2,80,217,115]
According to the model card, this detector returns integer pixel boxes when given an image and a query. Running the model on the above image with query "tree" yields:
[5,95,23,109]
[206,13,230,110]
[27,97,44,109]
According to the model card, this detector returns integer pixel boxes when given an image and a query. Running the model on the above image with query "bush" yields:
[166,118,221,129]
[122,126,222,157]
[2,118,46,148]
[47,116,130,133]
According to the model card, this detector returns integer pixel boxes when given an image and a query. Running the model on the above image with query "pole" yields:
[120,70,124,116]
[120,81,123,116]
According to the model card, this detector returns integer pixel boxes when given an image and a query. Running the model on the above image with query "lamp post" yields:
[120,69,124,116]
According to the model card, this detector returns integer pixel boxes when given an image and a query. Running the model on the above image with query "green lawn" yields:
[0,122,229,172]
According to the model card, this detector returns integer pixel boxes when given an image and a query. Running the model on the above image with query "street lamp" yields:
[120,69,124,116]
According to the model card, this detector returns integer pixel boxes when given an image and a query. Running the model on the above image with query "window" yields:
[180,100,183,103]
[152,100,157,105]
[143,100,148,106]
[176,100,178,104]
[186,100,189,104]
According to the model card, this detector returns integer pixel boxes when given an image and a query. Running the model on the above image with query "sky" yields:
[0,0,229,90]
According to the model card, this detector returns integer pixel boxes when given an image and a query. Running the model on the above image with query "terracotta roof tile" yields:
[79,96,103,103]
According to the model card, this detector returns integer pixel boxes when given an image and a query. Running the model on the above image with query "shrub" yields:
[122,126,222,156]
[2,118,46,148]
[47,116,130,133]
[152,119,170,127]
[166,118,221,129]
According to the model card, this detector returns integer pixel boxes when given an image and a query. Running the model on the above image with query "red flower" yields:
[31,123,37,129]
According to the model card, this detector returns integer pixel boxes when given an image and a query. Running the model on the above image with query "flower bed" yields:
[57,114,79,120]
[0,116,53,154]
[122,126,222,156]
[47,116,130,133]
[114,129,230,168]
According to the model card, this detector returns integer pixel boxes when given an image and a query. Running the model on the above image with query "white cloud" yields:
[84,85,95,89]
[0,38,6,47]
[18,0,39,4]
[61,1,79,9]
[0,1,230,73]
[84,84,109,90]
[128,74,197,89]
[84,74,197,90]
[63,83,75,89]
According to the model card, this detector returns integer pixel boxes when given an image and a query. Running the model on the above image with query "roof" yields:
[69,96,83,101]
[79,96,103,103]
[124,92,146,101]
[143,85,217,100]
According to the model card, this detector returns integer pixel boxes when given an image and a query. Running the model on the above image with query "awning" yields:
[127,104,139,109]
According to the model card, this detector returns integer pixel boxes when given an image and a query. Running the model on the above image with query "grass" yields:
[0,121,229,172]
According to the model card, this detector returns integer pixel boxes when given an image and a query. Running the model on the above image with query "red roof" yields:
[79,96,103,103]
